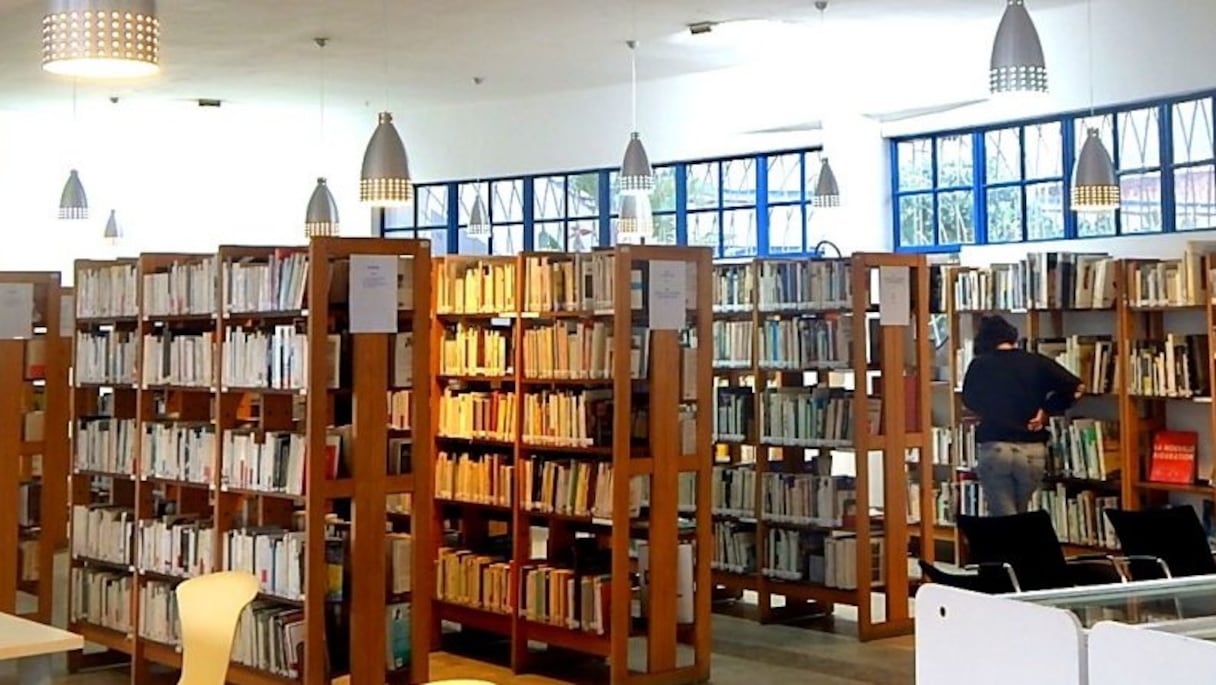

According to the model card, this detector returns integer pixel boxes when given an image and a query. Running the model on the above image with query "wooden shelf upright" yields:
[427,246,713,682]
[0,271,69,624]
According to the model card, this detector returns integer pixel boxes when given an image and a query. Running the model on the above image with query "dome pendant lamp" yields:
[360,0,412,206]
[989,0,1048,95]
[1071,0,1119,213]
[618,40,654,196]
[102,209,120,244]
[617,194,653,243]
[813,158,841,208]
[59,169,88,220]
[304,38,339,237]
[42,0,161,79]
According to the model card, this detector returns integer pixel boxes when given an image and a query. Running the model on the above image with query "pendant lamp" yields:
[618,194,653,243]
[813,157,841,208]
[59,169,88,220]
[989,0,1048,95]
[1070,0,1119,212]
[305,178,340,237]
[618,41,654,195]
[42,0,161,79]
[467,193,490,238]
[360,1,412,206]
[102,209,120,244]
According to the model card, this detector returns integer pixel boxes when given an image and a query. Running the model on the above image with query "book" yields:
[76,263,138,319]
[435,452,512,506]
[1148,430,1198,485]
[141,422,215,484]
[1029,486,1119,549]
[70,567,132,632]
[224,250,308,314]
[75,331,137,385]
[143,257,217,316]
[75,418,137,474]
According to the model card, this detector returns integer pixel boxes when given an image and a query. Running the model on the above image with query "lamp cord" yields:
[319,40,327,161]
[630,43,638,132]
[1086,0,1095,117]
[381,0,389,110]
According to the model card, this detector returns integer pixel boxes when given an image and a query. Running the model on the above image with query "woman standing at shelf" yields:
[962,314,1085,516]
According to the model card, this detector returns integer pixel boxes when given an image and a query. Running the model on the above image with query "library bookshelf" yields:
[68,239,432,685]
[427,246,713,682]
[709,254,932,641]
[0,271,69,624]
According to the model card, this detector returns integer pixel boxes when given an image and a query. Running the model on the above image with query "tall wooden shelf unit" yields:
[426,246,713,683]
[68,240,433,685]
[708,254,931,641]
[0,271,69,624]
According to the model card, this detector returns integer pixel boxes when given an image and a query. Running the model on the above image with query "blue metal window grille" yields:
[893,89,1216,252]
[382,183,450,255]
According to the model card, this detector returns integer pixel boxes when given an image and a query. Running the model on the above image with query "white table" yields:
[0,613,84,684]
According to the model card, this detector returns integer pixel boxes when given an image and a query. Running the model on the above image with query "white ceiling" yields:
[0,0,1077,113]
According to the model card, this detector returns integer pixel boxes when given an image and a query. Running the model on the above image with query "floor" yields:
[4,613,915,685]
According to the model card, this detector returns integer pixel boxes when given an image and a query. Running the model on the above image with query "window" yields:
[534,173,602,252]
[384,184,450,254]
[490,179,524,256]
[894,90,1216,250]
[767,152,805,254]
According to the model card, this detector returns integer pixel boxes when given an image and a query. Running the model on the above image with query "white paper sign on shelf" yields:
[60,294,75,337]
[648,260,687,330]
[349,254,399,334]
[878,266,911,327]
[0,284,34,339]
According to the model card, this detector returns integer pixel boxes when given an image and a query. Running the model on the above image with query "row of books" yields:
[139,580,181,646]
[711,466,756,517]
[756,260,852,311]
[1046,416,1119,481]
[389,390,413,431]
[522,390,611,448]
[231,602,306,679]
[952,253,1117,311]
[759,317,854,369]
[1127,336,1211,398]
[521,459,621,519]
[714,388,753,442]
[713,263,753,311]
[437,389,516,441]
[436,259,518,315]
[762,473,857,527]
[1127,252,1210,308]
[143,258,217,316]
[435,546,513,614]
[441,324,511,377]
[75,332,137,385]
[519,566,611,634]
[1030,487,1120,549]
[222,430,307,496]
[141,423,214,484]
[224,250,308,314]
[712,521,757,573]
[711,320,753,368]
[72,505,134,565]
[142,333,214,387]
[762,529,884,590]
[18,481,40,528]
[521,320,620,379]
[1036,336,1118,395]
[75,418,136,474]
[70,568,132,633]
[435,451,513,506]
[77,263,138,319]
[759,388,871,446]
[223,527,307,601]
[222,326,308,390]
[18,539,38,582]
[522,255,583,313]
[138,517,216,578]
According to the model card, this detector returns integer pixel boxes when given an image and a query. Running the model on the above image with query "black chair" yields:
[1105,506,1215,580]
[917,559,1019,594]
[957,510,1125,591]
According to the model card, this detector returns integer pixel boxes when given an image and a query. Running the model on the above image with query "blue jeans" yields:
[975,442,1048,516]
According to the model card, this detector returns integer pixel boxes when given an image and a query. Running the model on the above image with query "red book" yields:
[1148,431,1198,485]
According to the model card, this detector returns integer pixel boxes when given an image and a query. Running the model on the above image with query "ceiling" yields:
[0,0,1077,113]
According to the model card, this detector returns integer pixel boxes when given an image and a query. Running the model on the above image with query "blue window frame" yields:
[893,89,1216,251]
[378,147,825,258]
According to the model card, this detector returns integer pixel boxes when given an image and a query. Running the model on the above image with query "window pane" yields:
[568,173,599,218]
[1174,98,1215,164]
[534,176,564,221]
[768,205,804,254]
[687,162,720,210]
[1025,122,1063,179]
[1119,172,1163,234]
[898,194,934,247]
[688,211,721,254]
[417,185,448,228]
[897,139,933,191]
[652,215,677,245]
[722,209,757,257]
[985,128,1021,183]
[937,135,974,187]
[1118,107,1160,169]
[986,186,1023,243]
[492,224,523,255]
[383,206,414,230]
[568,219,599,251]
[937,190,975,244]
[1026,182,1065,240]
[1077,212,1116,238]
[491,179,524,223]
[535,221,564,251]
[1175,164,1216,231]
[653,166,677,213]
[458,182,489,225]
[417,229,449,255]
[767,153,803,204]
[804,150,823,197]
[456,232,490,255]
[722,158,757,208]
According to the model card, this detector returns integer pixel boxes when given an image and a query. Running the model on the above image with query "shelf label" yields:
[878,266,911,327]
[0,283,34,339]
[349,254,398,334]
[648,260,687,331]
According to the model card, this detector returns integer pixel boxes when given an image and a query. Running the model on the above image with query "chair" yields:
[1105,506,1215,579]
[917,559,1019,594]
[176,571,259,685]
[957,510,1124,591]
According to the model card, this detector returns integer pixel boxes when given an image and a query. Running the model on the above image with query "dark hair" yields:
[974,314,1019,355]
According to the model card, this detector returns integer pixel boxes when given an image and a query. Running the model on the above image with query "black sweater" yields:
[961,348,1083,443]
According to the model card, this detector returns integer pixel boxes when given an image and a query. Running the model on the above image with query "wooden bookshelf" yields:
[0,272,69,624]
[426,246,713,682]
[68,241,433,684]
[708,254,930,641]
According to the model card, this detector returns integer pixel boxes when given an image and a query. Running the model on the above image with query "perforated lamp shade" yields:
[990,0,1047,95]
[619,132,654,195]
[813,158,841,208]
[1072,128,1120,212]
[42,0,160,78]
[59,169,88,220]
[466,193,490,238]
[304,178,339,237]
[617,194,653,242]
[360,111,413,206]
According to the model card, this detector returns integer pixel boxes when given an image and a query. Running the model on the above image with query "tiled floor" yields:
[10,613,914,685]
